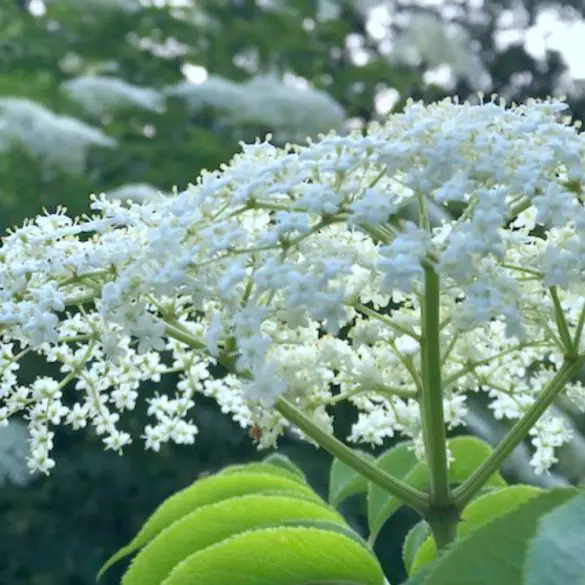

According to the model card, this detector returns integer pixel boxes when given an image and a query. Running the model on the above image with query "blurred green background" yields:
[2,1,585,583]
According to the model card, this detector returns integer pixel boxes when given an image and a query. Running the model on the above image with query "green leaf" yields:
[421,488,577,585]
[329,450,376,507]
[277,519,372,553]
[263,453,306,481]
[122,494,347,585]
[221,462,306,483]
[444,437,507,487]
[524,489,585,585]
[367,442,419,542]
[400,564,435,585]
[412,485,540,572]
[410,484,541,574]
[367,436,506,542]
[402,520,430,575]
[161,526,386,585]
[98,472,320,579]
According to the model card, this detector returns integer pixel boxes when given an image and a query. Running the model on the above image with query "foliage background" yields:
[1,1,585,583]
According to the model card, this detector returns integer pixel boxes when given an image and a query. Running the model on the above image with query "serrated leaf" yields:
[400,564,435,585]
[329,451,376,507]
[367,436,506,543]
[162,526,386,585]
[263,453,306,480]
[221,462,306,483]
[410,484,541,574]
[402,520,430,575]
[278,519,372,553]
[524,489,585,585]
[123,494,347,585]
[98,472,320,579]
[421,488,577,585]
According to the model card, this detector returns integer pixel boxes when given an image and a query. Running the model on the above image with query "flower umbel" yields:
[2,95,585,476]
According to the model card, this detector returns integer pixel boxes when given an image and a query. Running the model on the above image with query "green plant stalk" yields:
[419,264,456,549]
[572,303,585,351]
[354,302,420,340]
[550,286,575,354]
[275,397,429,517]
[453,356,585,509]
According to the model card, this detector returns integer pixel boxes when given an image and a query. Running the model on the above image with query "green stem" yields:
[573,303,585,351]
[275,397,429,516]
[550,287,575,354]
[442,341,546,388]
[419,265,451,509]
[508,197,532,218]
[354,303,420,340]
[326,384,417,405]
[427,505,460,551]
[64,291,99,307]
[453,356,585,509]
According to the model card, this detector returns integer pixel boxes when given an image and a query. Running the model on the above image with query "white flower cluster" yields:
[390,13,490,89]
[0,98,116,175]
[2,96,585,476]
[63,75,164,117]
[167,74,346,142]
[44,0,141,12]
[105,183,166,204]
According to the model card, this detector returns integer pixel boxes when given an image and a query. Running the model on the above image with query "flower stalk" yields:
[419,263,456,548]
[275,397,430,516]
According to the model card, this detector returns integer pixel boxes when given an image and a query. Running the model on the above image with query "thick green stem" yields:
[453,356,585,509]
[275,397,429,517]
[419,266,451,508]
[419,265,456,549]
[427,504,460,551]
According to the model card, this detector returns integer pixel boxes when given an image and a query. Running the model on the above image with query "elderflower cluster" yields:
[0,98,116,175]
[390,12,489,89]
[63,75,165,117]
[167,74,346,142]
[2,96,585,476]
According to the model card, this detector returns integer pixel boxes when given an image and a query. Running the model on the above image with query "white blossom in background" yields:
[166,74,346,141]
[167,75,245,114]
[238,75,346,141]
[390,12,490,89]
[316,0,341,21]
[0,98,116,175]
[43,0,141,12]
[63,76,165,117]
[105,183,166,204]
[315,0,379,20]
[0,421,34,487]
[1,96,585,476]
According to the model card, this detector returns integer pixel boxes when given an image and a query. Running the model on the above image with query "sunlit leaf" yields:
[162,526,386,585]
[122,494,346,585]
[98,471,320,578]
